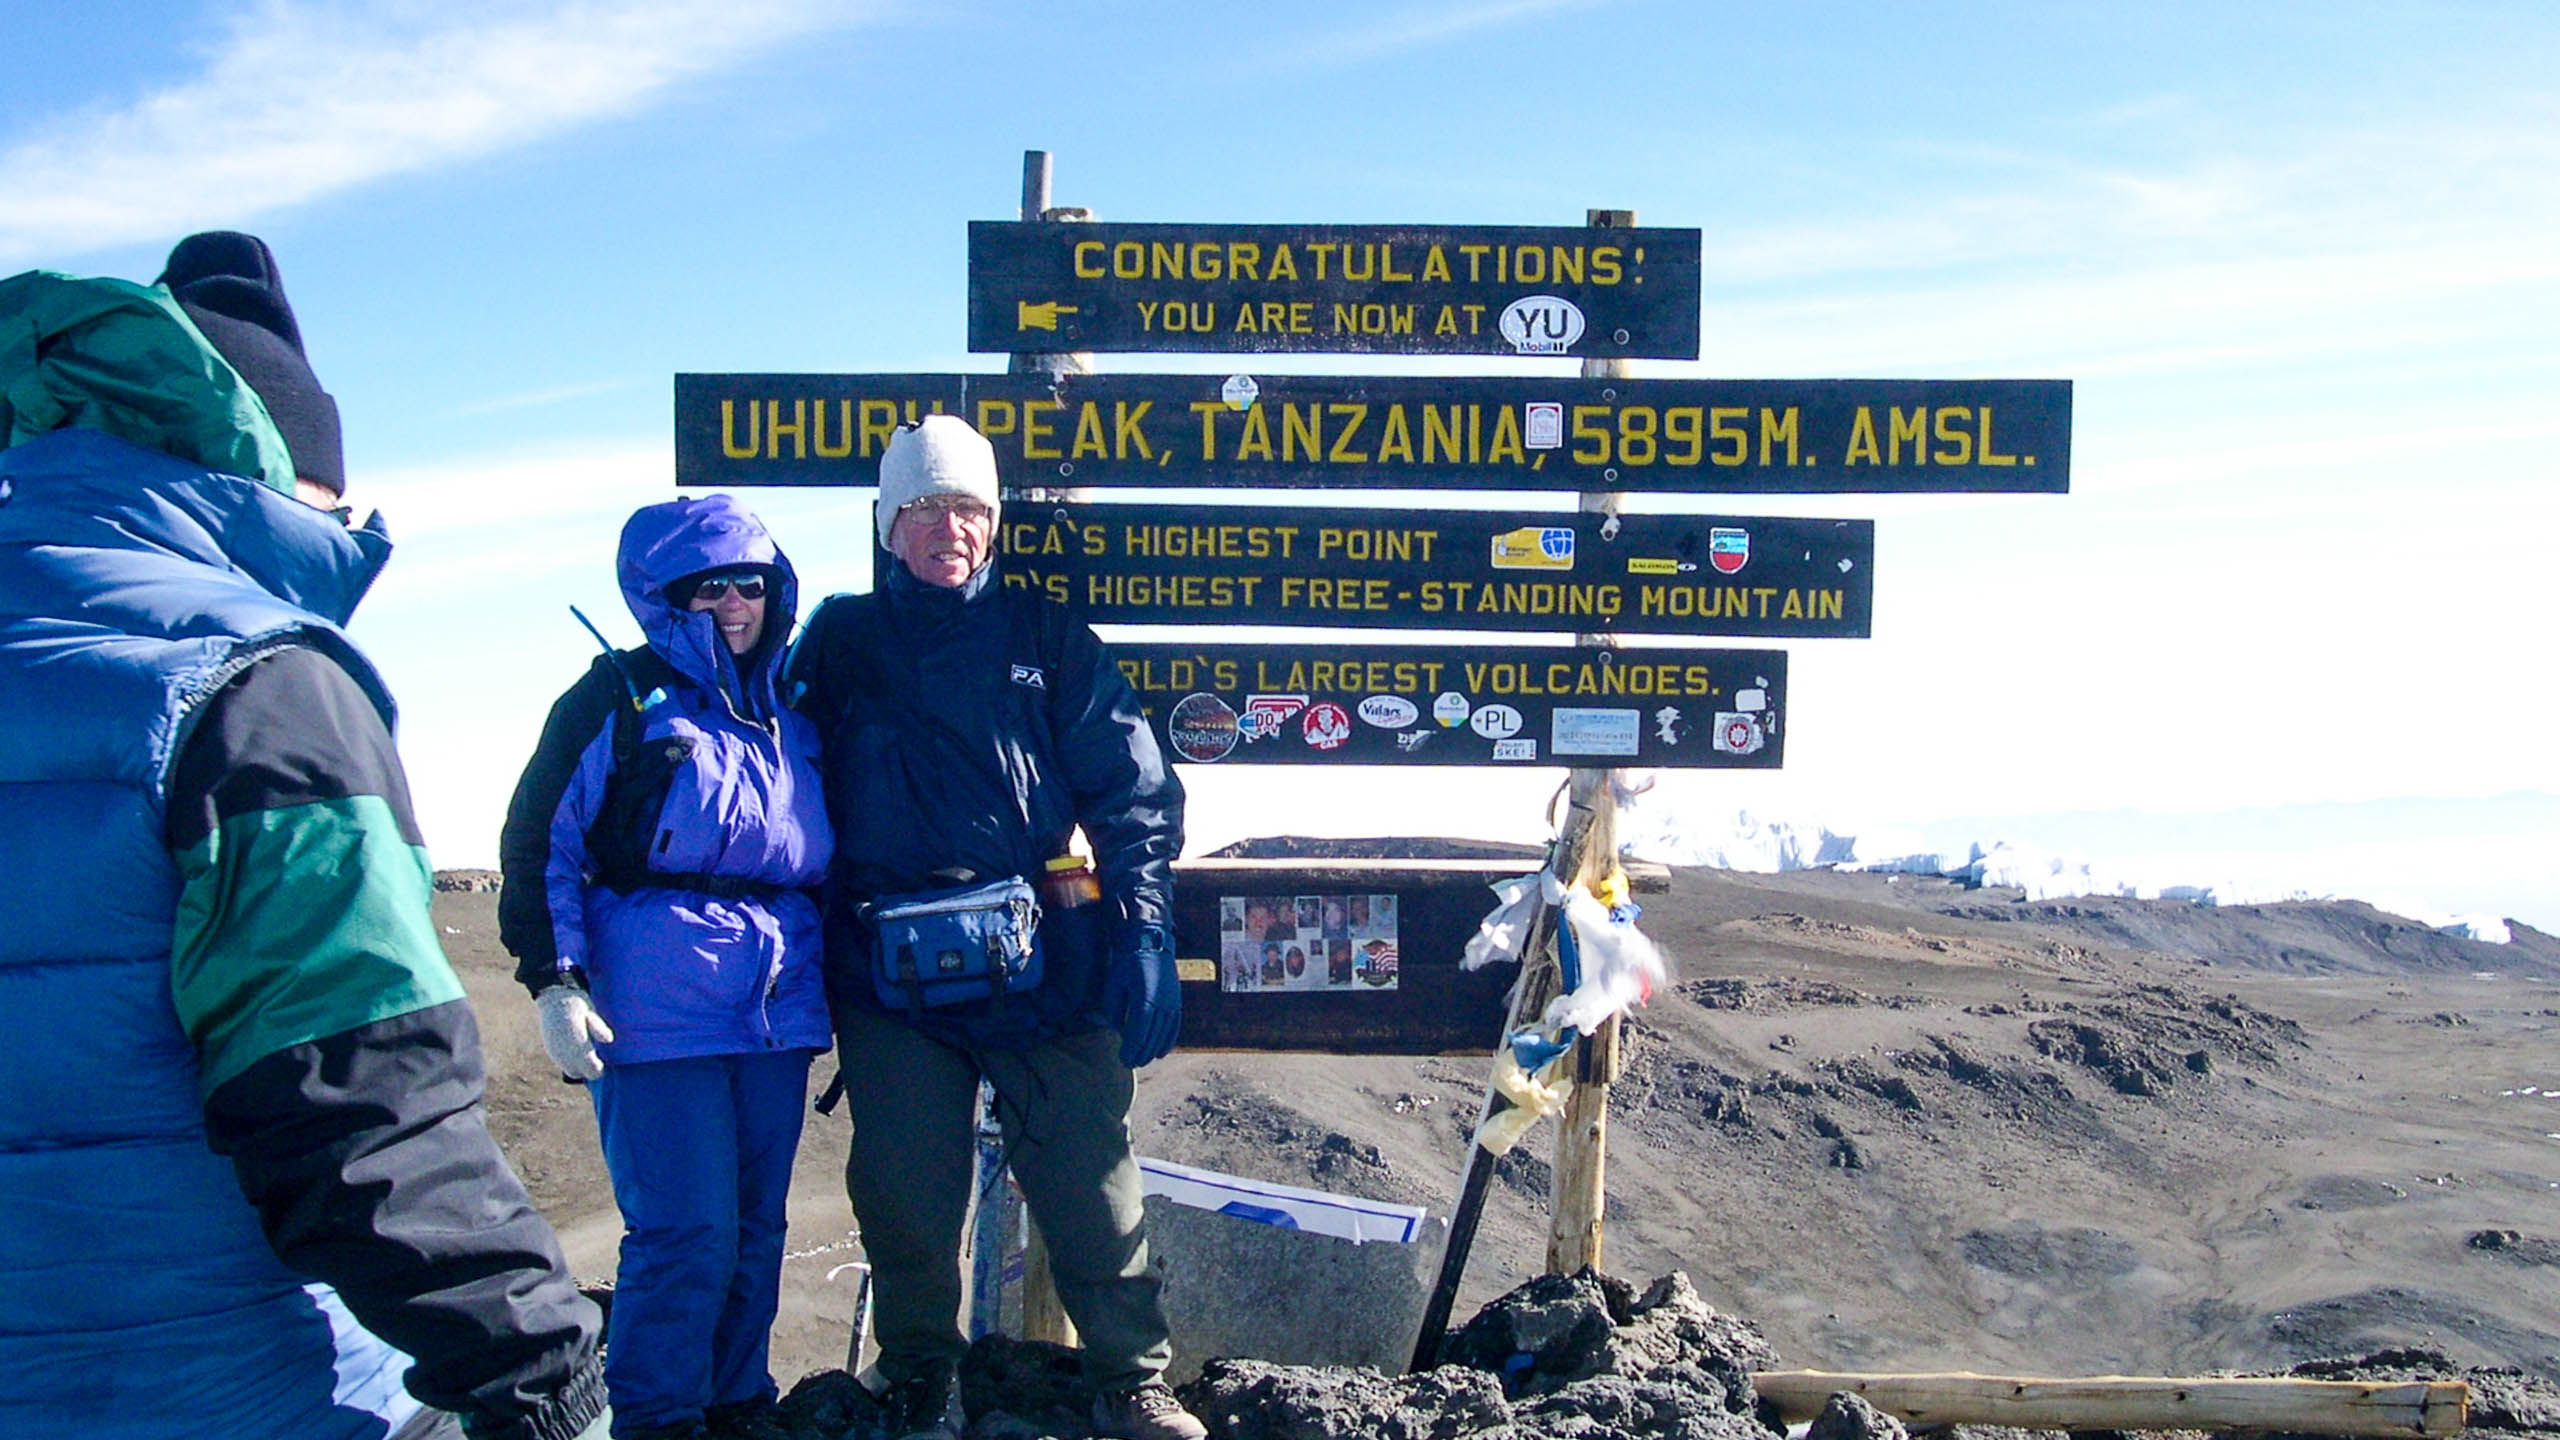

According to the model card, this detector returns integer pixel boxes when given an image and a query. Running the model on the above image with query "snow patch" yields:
[1618,800,2513,944]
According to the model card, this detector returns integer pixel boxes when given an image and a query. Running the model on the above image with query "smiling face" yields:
[685,572,768,654]
[887,494,994,588]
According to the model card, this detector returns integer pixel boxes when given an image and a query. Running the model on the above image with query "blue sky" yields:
[9,2,2558,925]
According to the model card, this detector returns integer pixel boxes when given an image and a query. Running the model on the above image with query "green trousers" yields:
[836,1009,1172,1390]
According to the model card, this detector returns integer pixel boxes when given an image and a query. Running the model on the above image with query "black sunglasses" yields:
[686,572,767,603]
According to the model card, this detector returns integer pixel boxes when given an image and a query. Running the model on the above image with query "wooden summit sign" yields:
[1113,641,1784,769]
[674,372,2070,495]
[997,503,1873,638]
[967,222,1702,358]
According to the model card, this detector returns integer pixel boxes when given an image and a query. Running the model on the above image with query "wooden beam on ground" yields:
[1750,1370,2469,1438]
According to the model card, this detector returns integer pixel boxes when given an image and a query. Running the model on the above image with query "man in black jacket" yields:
[787,416,1201,1440]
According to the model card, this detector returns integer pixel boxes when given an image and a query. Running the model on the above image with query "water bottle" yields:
[1041,854,1100,910]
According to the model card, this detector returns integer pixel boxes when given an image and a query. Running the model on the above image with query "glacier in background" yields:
[1611,792,2560,947]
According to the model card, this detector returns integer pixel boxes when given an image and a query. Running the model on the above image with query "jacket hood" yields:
[0,270,297,494]
[617,494,800,706]
[0,428,391,626]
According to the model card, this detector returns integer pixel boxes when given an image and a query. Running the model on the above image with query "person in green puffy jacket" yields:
[0,234,607,1440]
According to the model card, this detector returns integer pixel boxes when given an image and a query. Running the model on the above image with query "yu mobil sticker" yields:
[1491,526,1575,571]
[1167,693,1240,763]
[1499,295,1585,356]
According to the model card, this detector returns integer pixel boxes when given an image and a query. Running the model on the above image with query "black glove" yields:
[1101,921,1180,1068]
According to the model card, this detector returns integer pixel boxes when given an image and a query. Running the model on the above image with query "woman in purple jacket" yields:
[499,495,833,1440]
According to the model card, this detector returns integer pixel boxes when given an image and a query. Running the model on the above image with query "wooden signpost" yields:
[679,151,2073,1375]
[674,371,2070,493]
[989,503,1875,637]
[967,220,1704,358]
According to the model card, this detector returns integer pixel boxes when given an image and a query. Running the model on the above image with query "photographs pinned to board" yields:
[1217,893,1399,994]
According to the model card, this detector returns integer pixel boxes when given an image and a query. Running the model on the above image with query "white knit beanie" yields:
[876,415,1001,547]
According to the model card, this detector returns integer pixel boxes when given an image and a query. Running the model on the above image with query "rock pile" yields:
[759,1269,1779,1440]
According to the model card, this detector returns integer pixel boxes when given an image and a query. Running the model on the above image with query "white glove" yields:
[535,985,614,1080]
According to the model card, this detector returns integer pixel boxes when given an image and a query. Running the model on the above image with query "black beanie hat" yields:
[157,231,345,496]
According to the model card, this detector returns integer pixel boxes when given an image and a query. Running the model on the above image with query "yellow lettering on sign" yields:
[813,399,854,459]
[1074,241,1105,278]
[1760,407,1801,467]
[1113,401,1154,460]
[975,399,1015,443]
[1327,404,1370,463]
[1487,405,1526,465]
[1237,405,1274,462]
[1267,245,1298,282]
[1423,245,1451,282]
[1978,406,2018,466]
[719,400,757,460]
[1377,404,1415,463]
[1844,407,1881,466]
[767,399,804,460]
[1890,407,1927,465]
[1022,400,1063,460]
[1281,404,1321,463]
[1071,402,1108,460]
[1933,406,1974,465]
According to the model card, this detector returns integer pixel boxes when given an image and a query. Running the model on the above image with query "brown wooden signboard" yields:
[967,221,1702,358]
[674,372,2070,495]
[997,503,1872,637]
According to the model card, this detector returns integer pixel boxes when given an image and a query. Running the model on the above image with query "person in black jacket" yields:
[786,416,1201,1440]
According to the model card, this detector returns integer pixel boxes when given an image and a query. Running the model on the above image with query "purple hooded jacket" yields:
[497,496,833,1062]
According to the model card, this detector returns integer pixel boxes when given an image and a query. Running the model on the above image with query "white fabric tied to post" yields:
[1462,871,1670,1033]
[1540,879,1668,1036]
[1460,870,1546,972]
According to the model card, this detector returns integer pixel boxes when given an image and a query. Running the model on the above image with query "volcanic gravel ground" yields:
[436,860,2560,1435]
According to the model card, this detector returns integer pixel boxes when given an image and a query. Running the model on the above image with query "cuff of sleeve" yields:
[461,1357,608,1440]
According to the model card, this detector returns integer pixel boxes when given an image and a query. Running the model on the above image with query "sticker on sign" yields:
[1357,695,1419,728]
[1552,707,1640,757]
[1499,296,1585,356]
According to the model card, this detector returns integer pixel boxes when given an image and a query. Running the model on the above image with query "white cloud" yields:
[1259,0,1610,71]
[0,0,877,265]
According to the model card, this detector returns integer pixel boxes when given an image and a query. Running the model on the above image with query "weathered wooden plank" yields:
[1750,1371,2469,1438]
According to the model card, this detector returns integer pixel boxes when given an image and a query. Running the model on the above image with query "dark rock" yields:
[1187,1357,1513,1440]
[1806,1392,1908,1440]
[1440,1271,1775,1414]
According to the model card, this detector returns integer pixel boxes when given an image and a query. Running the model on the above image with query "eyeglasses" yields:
[899,496,992,525]
[686,572,767,603]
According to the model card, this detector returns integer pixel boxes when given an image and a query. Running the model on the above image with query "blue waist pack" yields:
[866,877,1044,1015]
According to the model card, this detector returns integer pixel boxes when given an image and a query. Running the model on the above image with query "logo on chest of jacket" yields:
[1010,665,1047,690]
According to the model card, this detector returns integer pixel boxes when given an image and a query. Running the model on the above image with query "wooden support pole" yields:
[1545,205,1636,1278]
[1002,147,1086,1342]
[1750,1371,2470,1438]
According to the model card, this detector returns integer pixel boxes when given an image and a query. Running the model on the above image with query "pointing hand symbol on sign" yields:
[1018,300,1080,331]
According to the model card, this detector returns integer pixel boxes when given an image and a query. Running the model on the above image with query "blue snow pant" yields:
[591,1049,814,1437]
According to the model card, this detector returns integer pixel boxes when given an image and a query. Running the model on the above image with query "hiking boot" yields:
[1091,1379,1207,1440]
[876,1363,963,1440]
